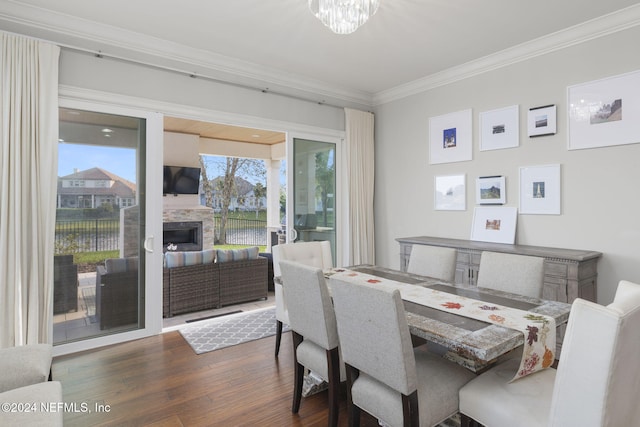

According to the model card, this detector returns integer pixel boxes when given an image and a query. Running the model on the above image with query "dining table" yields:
[325,264,572,373]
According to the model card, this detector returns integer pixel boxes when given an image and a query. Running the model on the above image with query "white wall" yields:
[374,26,640,304]
[58,50,349,131]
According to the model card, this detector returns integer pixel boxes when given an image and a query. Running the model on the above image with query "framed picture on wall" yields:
[527,105,556,137]
[434,174,466,210]
[476,175,506,205]
[568,70,640,150]
[429,109,473,164]
[479,105,519,151]
[470,206,518,244]
[519,164,561,214]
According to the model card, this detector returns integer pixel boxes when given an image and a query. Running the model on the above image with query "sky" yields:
[59,145,285,186]
[58,144,137,182]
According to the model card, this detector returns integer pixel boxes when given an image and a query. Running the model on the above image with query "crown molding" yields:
[0,0,373,107]
[373,3,640,106]
[3,1,640,108]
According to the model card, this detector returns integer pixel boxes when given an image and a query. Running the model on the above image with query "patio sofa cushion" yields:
[216,246,259,263]
[164,249,215,268]
[105,256,138,273]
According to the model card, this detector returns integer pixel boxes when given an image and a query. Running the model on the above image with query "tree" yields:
[253,182,266,217]
[199,155,266,244]
[199,156,213,208]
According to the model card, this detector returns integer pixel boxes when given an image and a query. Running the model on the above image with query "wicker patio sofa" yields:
[162,248,268,317]
[218,256,268,306]
[163,262,219,317]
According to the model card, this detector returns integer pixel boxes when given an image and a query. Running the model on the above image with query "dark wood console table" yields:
[396,236,601,304]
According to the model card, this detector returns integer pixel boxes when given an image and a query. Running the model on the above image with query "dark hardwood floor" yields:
[52,330,382,426]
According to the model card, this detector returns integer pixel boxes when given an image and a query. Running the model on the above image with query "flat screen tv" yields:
[163,165,201,195]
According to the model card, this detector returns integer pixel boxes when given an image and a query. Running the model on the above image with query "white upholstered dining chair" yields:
[459,279,640,427]
[330,278,476,427]
[406,245,458,283]
[279,260,344,427]
[476,251,545,299]
[272,240,333,357]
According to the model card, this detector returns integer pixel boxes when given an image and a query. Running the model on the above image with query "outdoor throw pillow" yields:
[215,246,260,263]
[164,249,215,268]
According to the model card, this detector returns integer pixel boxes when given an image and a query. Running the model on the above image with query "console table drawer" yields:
[545,261,568,277]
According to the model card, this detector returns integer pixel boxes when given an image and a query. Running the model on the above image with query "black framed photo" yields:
[528,104,556,137]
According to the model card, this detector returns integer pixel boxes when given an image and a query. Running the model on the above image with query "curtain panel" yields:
[345,108,375,265]
[0,32,60,347]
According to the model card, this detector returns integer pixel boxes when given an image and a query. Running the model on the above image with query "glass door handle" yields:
[144,236,154,253]
[289,228,298,242]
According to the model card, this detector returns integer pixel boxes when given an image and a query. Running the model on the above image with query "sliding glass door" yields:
[53,101,163,353]
[286,136,339,265]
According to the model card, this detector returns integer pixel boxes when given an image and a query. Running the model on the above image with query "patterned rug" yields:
[179,307,289,354]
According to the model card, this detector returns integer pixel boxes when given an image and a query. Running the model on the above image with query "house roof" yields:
[60,167,136,192]
[58,167,136,197]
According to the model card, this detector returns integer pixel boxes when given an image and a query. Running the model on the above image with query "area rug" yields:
[179,307,289,354]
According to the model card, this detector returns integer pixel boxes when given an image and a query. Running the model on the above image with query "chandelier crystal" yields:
[309,0,380,35]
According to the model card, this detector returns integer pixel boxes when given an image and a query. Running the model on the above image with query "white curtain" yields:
[345,108,375,265]
[0,32,60,347]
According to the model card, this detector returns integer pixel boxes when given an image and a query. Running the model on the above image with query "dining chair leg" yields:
[327,347,341,427]
[275,319,283,357]
[345,364,361,427]
[460,413,482,427]
[401,391,419,427]
[292,331,304,413]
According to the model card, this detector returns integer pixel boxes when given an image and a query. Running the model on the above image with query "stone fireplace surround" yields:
[163,208,215,252]
[120,205,215,257]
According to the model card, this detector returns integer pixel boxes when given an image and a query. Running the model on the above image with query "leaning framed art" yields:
[470,206,518,244]
[429,109,473,164]
[568,69,640,150]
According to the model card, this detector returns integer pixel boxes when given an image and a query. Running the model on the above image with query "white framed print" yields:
[519,164,561,215]
[568,70,640,150]
[527,105,557,137]
[479,105,519,151]
[476,175,506,205]
[434,174,466,211]
[470,206,518,244]
[429,109,473,164]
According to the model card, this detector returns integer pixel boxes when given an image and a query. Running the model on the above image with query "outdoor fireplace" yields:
[163,221,203,252]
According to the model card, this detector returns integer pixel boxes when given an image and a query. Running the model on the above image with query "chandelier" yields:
[309,0,380,35]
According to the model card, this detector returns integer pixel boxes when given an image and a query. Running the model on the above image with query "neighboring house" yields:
[200,176,266,212]
[57,167,136,209]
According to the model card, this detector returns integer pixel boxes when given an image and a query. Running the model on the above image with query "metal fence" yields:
[54,217,268,254]
[214,217,267,246]
[54,219,120,254]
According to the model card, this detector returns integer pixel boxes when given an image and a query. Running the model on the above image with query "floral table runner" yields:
[326,268,556,381]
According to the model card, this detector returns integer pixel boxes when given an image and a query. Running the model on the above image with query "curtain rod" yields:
[60,45,347,111]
